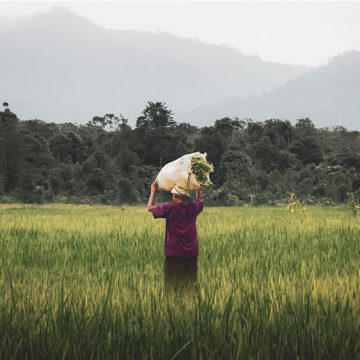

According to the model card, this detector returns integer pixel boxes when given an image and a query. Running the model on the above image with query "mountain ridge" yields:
[179,51,360,129]
[0,7,310,125]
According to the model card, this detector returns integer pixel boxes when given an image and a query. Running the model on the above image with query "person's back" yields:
[151,199,203,257]
[148,183,203,293]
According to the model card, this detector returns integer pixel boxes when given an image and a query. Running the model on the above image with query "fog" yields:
[1,1,360,66]
[1,2,360,129]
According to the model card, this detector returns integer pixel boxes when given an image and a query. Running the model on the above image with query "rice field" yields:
[0,204,359,359]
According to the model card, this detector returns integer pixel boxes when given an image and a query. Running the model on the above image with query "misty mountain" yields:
[0,7,309,125]
[181,51,360,130]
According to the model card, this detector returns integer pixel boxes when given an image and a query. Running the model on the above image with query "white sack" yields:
[156,152,209,191]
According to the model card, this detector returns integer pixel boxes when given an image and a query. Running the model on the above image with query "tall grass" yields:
[0,204,359,359]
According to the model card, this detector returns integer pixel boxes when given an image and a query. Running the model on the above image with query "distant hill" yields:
[181,51,360,130]
[0,7,309,125]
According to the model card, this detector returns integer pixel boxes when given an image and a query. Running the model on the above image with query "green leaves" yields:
[191,157,214,186]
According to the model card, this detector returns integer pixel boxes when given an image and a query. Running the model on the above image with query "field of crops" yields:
[0,203,359,359]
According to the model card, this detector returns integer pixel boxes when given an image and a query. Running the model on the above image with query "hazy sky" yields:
[1,1,360,66]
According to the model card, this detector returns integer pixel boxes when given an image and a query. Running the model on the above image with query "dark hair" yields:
[174,193,191,202]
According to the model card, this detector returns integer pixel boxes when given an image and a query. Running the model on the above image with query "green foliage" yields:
[16,169,49,203]
[193,127,224,173]
[1,205,360,358]
[115,148,141,173]
[289,137,323,165]
[0,104,359,204]
[87,113,128,132]
[136,101,176,131]
[287,192,305,215]
[0,109,23,192]
[86,168,106,195]
[191,157,214,186]
[118,177,138,203]
[347,192,360,217]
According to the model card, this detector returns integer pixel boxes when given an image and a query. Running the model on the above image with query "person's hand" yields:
[150,181,158,193]
[196,186,203,201]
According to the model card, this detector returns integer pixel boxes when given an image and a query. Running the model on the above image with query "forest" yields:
[1,101,359,205]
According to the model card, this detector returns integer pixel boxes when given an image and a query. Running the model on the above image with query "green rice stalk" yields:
[191,157,214,186]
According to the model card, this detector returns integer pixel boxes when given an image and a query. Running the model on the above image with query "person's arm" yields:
[148,181,158,211]
[195,187,203,201]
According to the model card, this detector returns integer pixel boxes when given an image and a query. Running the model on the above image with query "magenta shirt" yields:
[151,200,203,257]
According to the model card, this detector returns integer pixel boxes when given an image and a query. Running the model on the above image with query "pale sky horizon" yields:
[0,1,360,66]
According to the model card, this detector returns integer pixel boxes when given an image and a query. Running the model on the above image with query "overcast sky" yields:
[0,1,360,66]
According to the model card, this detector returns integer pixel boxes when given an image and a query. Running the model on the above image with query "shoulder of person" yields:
[193,199,204,204]
[160,201,174,208]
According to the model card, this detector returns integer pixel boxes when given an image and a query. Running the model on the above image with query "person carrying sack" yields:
[148,182,204,294]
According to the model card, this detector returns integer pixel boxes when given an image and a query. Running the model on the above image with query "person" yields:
[148,182,204,293]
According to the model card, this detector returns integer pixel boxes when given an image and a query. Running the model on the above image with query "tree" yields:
[49,133,73,163]
[219,150,253,184]
[1,102,359,204]
[263,119,292,148]
[118,177,138,203]
[49,130,87,164]
[110,118,135,157]
[135,102,180,167]
[294,118,315,138]
[136,102,176,131]
[87,113,127,131]
[214,117,245,138]
[116,148,141,174]
[193,127,224,175]
[0,109,23,192]
[289,137,323,165]
[86,168,106,195]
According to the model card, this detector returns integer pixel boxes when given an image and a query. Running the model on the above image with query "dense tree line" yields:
[1,101,359,205]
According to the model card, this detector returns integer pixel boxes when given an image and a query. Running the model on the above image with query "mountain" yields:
[181,51,360,130]
[0,7,309,125]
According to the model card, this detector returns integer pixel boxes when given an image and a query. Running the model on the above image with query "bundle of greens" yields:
[191,156,214,186]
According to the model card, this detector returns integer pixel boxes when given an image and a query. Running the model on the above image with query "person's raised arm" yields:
[148,181,158,211]
[195,187,203,201]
